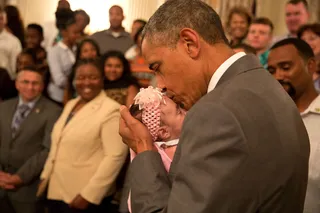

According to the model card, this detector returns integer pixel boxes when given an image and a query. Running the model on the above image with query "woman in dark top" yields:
[225,6,252,46]
[101,50,139,106]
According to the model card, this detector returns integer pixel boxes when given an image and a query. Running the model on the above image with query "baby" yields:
[127,86,186,212]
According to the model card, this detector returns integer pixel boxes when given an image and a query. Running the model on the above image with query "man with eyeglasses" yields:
[0,67,61,213]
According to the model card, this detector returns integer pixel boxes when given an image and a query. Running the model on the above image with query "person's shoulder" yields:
[47,43,60,53]
[0,97,18,108]
[90,30,107,37]
[41,97,62,112]
[122,30,131,37]
[101,93,121,110]
[3,31,21,46]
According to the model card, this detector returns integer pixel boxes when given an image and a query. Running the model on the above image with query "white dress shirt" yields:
[0,30,22,80]
[47,41,76,103]
[207,52,246,93]
[301,95,320,213]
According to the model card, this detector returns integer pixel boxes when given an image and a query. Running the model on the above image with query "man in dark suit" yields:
[118,0,310,213]
[0,66,61,213]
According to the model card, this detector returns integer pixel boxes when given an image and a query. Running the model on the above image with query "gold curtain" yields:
[307,0,320,22]
[127,0,165,25]
[216,0,255,26]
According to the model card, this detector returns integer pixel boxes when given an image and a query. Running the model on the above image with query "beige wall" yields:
[10,0,165,33]
[8,0,164,48]
[8,0,319,43]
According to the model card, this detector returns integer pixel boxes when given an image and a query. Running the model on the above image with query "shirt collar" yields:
[207,52,246,93]
[58,41,76,52]
[301,95,320,116]
[155,139,179,148]
[105,28,128,37]
[18,96,40,109]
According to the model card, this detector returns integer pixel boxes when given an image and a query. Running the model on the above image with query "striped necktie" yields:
[12,104,30,137]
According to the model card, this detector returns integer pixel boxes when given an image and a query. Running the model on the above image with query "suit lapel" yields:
[61,91,105,136]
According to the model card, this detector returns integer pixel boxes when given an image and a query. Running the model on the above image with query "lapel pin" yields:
[35,108,40,114]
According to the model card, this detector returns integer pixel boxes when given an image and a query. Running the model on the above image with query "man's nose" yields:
[83,78,91,85]
[156,75,165,90]
[274,69,285,80]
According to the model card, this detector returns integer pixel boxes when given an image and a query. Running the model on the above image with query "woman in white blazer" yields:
[39,59,128,213]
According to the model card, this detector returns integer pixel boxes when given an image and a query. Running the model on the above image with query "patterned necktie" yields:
[12,104,30,137]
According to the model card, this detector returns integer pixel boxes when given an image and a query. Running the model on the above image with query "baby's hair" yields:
[129,104,142,122]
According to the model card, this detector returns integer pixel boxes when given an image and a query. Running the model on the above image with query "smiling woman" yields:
[73,59,103,103]
[40,58,128,213]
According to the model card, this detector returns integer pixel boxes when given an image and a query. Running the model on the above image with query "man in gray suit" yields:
[0,67,61,213]
[119,0,310,213]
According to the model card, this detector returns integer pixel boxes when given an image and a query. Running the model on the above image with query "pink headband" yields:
[134,86,165,141]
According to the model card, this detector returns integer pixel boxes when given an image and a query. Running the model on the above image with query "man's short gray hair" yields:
[142,0,228,47]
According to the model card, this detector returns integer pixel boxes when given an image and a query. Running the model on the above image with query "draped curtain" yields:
[215,0,319,37]
[126,0,164,29]
[216,0,255,26]
[307,0,320,22]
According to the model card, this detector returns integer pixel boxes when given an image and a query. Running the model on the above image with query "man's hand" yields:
[0,172,22,190]
[119,106,154,153]
[69,194,90,210]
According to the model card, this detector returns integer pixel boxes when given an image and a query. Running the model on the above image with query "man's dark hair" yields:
[297,23,320,38]
[17,66,44,81]
[231,43,257,55]
[27,24,44,37]
[142,0,228,47]
[251,17,274,32]
[109,5,123,14]
[287,0,308,10]
[270,38,314,61]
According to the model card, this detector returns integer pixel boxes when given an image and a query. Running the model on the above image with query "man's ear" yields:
[178,28,200,59]
[307,58,317,76]
[158,126,171,141]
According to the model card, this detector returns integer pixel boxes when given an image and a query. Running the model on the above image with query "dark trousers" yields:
[47,196,118,213]
[0,194,44,213]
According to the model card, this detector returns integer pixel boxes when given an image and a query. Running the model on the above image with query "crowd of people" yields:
[0,0,319,212]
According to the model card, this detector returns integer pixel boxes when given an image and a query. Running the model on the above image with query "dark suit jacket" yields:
[129,54,310,213]
[0,96,61,202]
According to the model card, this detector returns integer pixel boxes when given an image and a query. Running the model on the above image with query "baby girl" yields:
[127,86,186,212]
